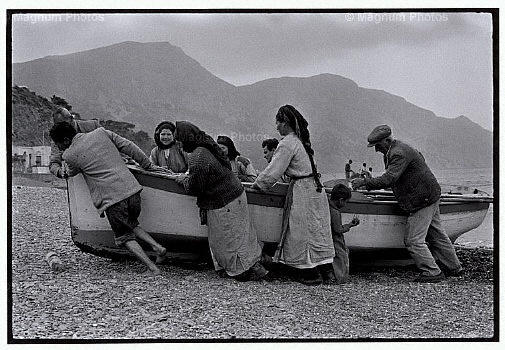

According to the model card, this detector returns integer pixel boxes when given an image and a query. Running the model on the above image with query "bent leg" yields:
[124,240,161,275]
[133,226,166,256]
[405,204,441,276]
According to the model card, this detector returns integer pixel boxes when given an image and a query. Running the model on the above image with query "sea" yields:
[323,168,495,248]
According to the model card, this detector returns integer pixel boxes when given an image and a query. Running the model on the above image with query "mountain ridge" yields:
[12,40,492,173]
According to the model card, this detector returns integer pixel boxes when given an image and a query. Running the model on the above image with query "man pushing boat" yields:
[351,125,463,283]
[49,122,168,275]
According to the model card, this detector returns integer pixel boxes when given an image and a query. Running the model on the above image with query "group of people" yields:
[345,159,373,180]
[49,104,462,285]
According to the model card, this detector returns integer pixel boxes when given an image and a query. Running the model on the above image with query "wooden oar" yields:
[355,190,493,203]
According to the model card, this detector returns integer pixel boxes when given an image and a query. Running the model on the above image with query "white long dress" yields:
[253,133,334,268]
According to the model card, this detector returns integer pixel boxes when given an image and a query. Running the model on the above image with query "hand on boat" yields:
[175,174,188,185]
[57,167,68,179]
[351,178,366,190]
[146,165,173,174]
[351,215,360,226]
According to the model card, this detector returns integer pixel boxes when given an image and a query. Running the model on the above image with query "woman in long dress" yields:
[174,121,268,281]
[252,105,335,285]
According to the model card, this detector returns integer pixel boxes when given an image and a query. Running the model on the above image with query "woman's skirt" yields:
[280,177,335,268]
[206,191,262,276]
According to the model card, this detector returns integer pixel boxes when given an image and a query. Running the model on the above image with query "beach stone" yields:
[10,182,495,339]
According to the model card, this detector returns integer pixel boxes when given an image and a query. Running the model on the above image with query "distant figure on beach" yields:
[360,163,367,175]
[49,122,167,276]
[252,105,335,286]
[174,121,268,281]
[360,163,371,179]
[352,125,462,283]
[149,121,188,173]
[261,138,279,164]
[49,107,100,179]
[368,167,373,177]
[345,159,354,179]
[359,163,372,178]
[217,135,257,182]
[329,184,360,284]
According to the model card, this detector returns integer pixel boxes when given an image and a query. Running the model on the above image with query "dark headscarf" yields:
[276,105,323,192]
[216,135,240,161]
[154,121,176,149]
[175,121,231,170]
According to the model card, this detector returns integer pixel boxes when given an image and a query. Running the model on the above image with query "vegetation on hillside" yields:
[11,85,154,155]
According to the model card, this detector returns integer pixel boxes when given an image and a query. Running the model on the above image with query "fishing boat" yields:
[66,166,493,261]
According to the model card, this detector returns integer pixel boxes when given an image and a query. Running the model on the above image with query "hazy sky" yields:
[11,11,494,130]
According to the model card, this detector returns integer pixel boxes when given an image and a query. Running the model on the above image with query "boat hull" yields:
[67,168,490,260]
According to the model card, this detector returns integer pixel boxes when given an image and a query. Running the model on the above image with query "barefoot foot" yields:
[155,247,168,264]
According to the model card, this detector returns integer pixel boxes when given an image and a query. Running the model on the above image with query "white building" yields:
[12,145,52,174]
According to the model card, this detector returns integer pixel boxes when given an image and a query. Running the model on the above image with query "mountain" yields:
[235,74,493,172]
[12,41,493,173]
[12,41,245,136]
[11,85,154,155]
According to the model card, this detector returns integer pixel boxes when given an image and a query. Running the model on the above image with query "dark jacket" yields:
[364,140,440,213]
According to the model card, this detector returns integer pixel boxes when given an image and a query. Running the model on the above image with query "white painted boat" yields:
[66,166,492,260]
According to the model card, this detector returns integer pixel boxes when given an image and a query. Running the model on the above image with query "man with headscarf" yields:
[49,107,100,178]
[174,121,268,281]
[352,125,462,282]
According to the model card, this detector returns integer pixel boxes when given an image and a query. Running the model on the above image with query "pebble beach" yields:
[10,177,495,340]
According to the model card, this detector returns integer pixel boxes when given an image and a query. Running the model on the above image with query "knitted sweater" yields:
[185,147,244,210]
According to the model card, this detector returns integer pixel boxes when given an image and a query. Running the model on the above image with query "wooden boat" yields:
[66,166,493,261]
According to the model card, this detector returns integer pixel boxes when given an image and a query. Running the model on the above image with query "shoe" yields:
[298,268,323,286]
[317,263,337,284]
[216,269,228,278]
[234,262,269,282]
[413,272,446,283]
[260,253,274,270]
[446,268,464,277]
[247,262,269,281]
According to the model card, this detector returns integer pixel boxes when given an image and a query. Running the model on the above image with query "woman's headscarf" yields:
[216,135,240,161]
[175,121,231,170]
[276,105,323,192]
[154,121,176,149]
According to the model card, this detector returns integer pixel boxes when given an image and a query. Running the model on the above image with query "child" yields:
[49,122,167,275]
[329,184,360,283]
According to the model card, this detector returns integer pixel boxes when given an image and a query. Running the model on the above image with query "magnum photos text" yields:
[344,13,449,23]
[14,14,105,24]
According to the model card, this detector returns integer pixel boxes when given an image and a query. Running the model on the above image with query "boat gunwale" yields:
[129,165,493,204]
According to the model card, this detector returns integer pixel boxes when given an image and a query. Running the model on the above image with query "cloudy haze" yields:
[11,11,494,130]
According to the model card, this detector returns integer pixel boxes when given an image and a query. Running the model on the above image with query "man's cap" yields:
[367,125,392,147]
